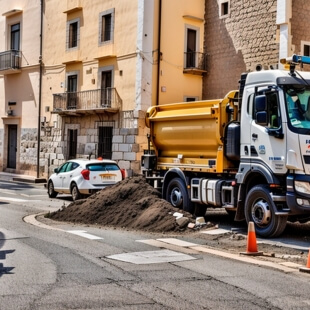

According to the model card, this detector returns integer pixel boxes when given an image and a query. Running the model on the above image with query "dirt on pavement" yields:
[47,175,194,233]
[46,175,310,268]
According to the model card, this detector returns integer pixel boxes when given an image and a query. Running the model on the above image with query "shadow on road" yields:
[205,208,310,241]
[0,232,15,276]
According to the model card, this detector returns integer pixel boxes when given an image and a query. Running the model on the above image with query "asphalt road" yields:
[0,179,310,309]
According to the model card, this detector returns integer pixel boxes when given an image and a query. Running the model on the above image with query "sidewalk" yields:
[0,172,46,184]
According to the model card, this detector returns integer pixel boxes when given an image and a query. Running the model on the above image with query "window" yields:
[184,26,199,69]
[185,97,198,102]
[99,9,114,44]
[66,72,78,109]
[67,18,80,49]
[302,41,310,56]
[11,23,20,50]
[219,0,230,18]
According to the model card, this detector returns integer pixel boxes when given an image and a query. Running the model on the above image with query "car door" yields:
[61,161,79,193]
[52,162,69,191]
[250,90,287,174]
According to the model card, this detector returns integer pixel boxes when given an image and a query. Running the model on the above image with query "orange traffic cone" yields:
[299,249,310,273]
[240,221,263,256]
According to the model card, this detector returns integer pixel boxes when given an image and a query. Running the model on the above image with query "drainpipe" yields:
[37,0,43,179]
[156,0,162,106]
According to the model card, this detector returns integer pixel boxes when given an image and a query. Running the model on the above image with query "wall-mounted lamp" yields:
[7,107,13,116]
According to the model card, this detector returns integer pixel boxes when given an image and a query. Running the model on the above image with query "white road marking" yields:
[137,239,201,254]
[24,213,64,232]
[20,194,47,197]
[200,228,231,235]
[67,230,103,240]
[156,238,198,247]
[106,249,196,264]
[0,196,28,202]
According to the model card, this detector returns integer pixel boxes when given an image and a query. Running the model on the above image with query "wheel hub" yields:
[251,200,271,226]
[170,187,183,207]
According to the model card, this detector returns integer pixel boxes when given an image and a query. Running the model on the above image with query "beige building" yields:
[0,0,205,179]
[41,0,205,178]
[7,1,310,178]
[0,0,42,177]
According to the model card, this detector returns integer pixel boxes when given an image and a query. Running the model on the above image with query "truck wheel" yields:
[47,181,58,198]
[166,178,194,213]
[71,183,82,201]
[245,185,287,238]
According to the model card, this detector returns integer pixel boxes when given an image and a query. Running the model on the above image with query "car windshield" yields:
[284,85,310,133]
[87,163,120,171]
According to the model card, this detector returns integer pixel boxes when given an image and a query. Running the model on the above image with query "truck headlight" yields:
[295,181,310,195]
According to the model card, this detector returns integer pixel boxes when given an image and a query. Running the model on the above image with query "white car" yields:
[47,158,124,201]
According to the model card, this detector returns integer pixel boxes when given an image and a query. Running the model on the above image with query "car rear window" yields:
[87,163,120,171]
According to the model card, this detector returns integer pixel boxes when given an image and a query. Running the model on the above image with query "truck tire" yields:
[166,177,194,213]
[245,185,287,238]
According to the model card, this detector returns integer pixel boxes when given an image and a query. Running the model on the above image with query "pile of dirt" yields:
[47,175,194,233]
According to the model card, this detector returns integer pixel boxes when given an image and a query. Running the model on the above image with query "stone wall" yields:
[41,110,148,178]
[20,128,38,175]
[203,0,279,99]
[291,0,310,55]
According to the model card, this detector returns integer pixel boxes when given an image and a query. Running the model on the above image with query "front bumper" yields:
[286,174,310,215]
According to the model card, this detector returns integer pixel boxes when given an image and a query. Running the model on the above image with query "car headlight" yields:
[295,181,310,195]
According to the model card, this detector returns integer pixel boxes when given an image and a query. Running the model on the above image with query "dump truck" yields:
[142,55,310,237]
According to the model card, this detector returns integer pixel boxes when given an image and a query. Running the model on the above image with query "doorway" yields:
[68,129,77,159]
[7,125,17,169]
[67,74,78,109]
[98,126,113,159]
[101,70,112,107]
[186,28,197,68]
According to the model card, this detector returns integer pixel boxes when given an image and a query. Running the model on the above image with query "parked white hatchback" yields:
[47,158,124,201]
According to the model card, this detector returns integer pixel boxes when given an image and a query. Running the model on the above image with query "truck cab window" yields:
[253,90,280,129]
[266,92,280,129]
[247,93,254,117]
[284,85,310,131]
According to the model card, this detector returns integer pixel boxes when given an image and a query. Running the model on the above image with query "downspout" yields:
[37,0,43,178]
[156,0,162,105]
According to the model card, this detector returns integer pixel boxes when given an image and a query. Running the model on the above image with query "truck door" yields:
[250,90,287,174]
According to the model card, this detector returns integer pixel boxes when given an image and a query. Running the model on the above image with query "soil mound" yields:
[48,175,193,232]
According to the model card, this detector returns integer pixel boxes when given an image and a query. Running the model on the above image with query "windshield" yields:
[284,85,310,133]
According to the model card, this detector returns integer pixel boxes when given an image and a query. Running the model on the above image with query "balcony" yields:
[53,88,122,116]
[0,50,21,74]
[183,52,207,75]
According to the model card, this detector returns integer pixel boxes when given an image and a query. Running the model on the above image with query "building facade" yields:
[6,1,310,178]
[42,0,205,178]
[0,0,205,179]
[203,0,310,99]
[0,0,42,177]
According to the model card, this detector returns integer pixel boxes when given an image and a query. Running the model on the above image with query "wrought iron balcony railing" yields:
[53,88,122,113]
[184,52,207,74]
[0,50,21,72]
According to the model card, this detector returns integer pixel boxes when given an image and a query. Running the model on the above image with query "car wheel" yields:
[71,183,81,201]
[47,181,58,198]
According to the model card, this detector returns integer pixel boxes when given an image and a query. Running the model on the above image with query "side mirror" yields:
[256,111,268,126]
[255,95,267,112]
[254,95,268,126]
[54,168,59,173]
